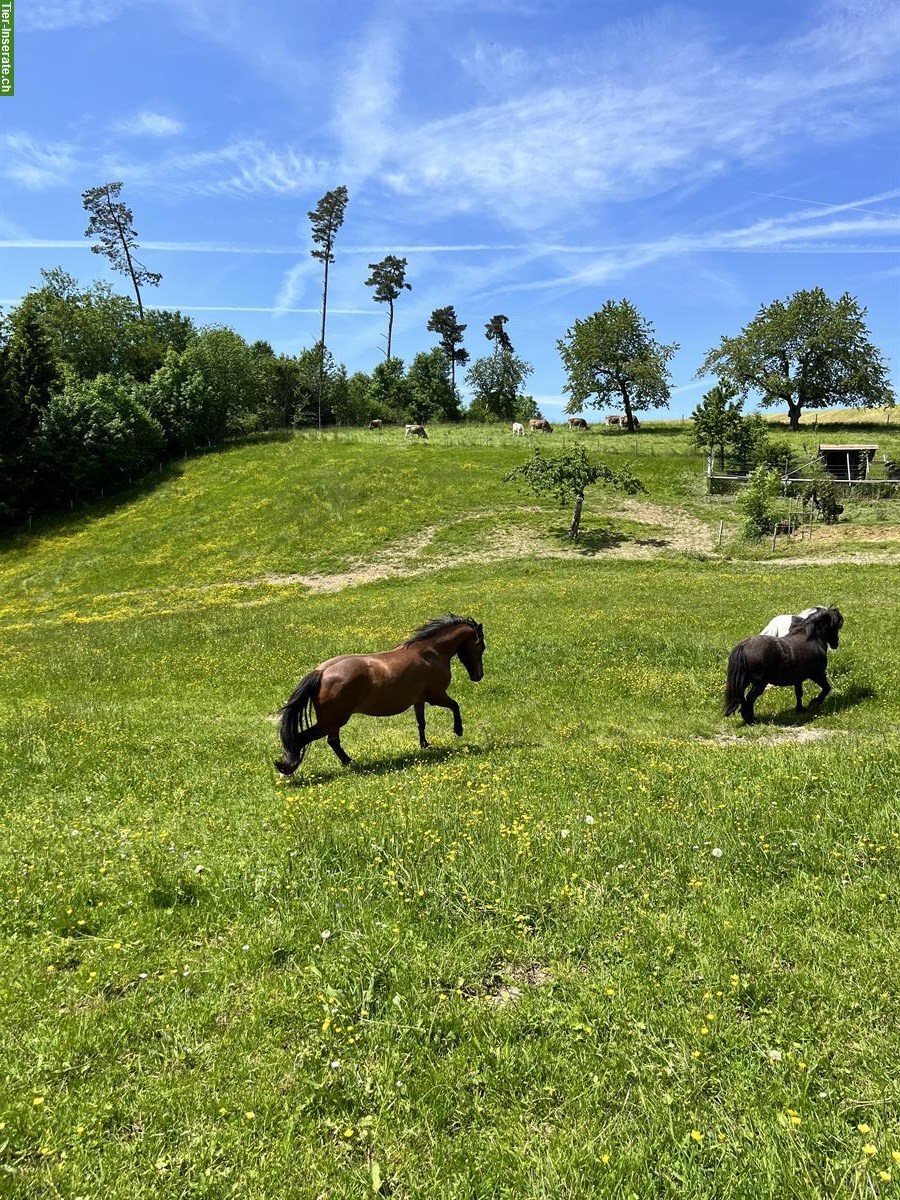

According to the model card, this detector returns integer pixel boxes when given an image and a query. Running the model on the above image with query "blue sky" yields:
[2,0,899,419]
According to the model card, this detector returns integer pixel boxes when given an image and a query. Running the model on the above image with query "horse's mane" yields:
[404,614,479,645]
[791,607,827,639]
[798,607,842,641]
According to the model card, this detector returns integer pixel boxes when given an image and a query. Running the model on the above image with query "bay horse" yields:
[274,615,485,775]
[724,607,843,724]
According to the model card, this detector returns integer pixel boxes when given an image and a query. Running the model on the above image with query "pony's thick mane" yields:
[799,607,842,641]
[404,614,478,645]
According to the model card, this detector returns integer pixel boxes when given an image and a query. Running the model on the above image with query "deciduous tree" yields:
[506,444,644,540]
[699,288,895,431]
[465,351,533,422]
[558,300,677,433]
[407,347,460,423]
[691,383,745,471]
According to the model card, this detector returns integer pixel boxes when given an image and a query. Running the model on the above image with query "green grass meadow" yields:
[2,423,900,1198]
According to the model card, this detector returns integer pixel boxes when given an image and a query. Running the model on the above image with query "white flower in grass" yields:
[711,847,723,859]
[321,929,332,941]
[767,1049,782,1062]
[584,815,595,826]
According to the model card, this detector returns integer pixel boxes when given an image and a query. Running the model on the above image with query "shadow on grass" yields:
[769,418,898,437]
[758,683,875,726]
[0,428,296,554]
[548,524,670,556]
[280,738,533,786]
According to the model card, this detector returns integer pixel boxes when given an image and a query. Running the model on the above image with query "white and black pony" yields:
[724,607,843,724]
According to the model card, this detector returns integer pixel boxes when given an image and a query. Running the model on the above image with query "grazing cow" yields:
[405,424,428,438]
[512,421,525,436]
[368,419,383,430]
[605,414,640,429]
[529,418,552,433]
[568,417,588,430]
[605,415,623,426]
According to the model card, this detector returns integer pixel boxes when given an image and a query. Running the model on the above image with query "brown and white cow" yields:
[405,424,428,438]
[529,418,552,433]
[368,419,383,429]
[568,417,588,430]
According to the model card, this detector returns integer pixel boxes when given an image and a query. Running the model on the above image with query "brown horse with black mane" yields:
[274,615,486,775]
[724,607,843,724]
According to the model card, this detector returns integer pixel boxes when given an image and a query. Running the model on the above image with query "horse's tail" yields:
[274,670,323,775]
[723,644,749,716]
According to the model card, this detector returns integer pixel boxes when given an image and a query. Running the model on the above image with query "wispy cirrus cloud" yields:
[505,191,900,293]
[17,0,147,31]
[96,140,332,196]
[113,110,185,138]
[377,2,900,228]
[2,134,79,189]
[332,20,404,181]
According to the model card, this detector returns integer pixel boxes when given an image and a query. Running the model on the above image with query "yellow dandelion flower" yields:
[243,1111,255,1121]
[879,1172,892,1183]
[858,1123,873,1135]
[32,1096,45,1106]
[690,1130,703,1143]
[600,1154,610,1164]
[892,1150,900,1163]
[863,1144,877,1156]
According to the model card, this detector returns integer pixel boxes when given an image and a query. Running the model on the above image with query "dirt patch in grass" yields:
[257,500,717,594]
[696,727,843,746]
[480,962,552,1007]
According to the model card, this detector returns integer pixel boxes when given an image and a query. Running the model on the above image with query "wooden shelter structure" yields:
[817,444,877,481]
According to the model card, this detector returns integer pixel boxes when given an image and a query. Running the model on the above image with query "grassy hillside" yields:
[2,423,900,1198]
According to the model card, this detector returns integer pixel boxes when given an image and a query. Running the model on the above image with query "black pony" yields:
[724,607,844,724]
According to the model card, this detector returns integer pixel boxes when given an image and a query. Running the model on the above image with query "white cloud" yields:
[97,140,332,197]
[148,304,376,315]
[18,0,146,31]
[505,193,900,293]
[332,22,403,179]
[2,134,78,189]
[367,1,900,229]
[275,259,318,313]
[113,111,184,138]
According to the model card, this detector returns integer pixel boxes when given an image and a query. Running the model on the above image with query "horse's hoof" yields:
[454,727,463,737]
[420,739,429,749]
[796,705,807,713]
